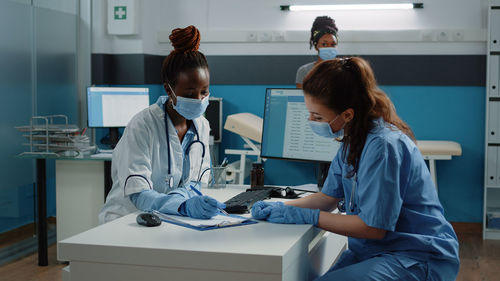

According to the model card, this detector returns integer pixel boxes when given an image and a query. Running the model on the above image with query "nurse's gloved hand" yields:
[184,195,226,219]
[267,204,320,226]
[251,201,283,219]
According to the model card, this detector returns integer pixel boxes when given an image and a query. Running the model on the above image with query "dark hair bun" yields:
[312,16,338,33]
[169,25,201,53]
[309,16,338,49]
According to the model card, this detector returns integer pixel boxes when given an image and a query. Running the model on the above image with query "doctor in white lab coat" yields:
[99,25,225,224]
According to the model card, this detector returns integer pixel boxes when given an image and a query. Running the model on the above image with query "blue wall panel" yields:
[384,85,485,222]
[209,85,485,223]
[95,84,485,223]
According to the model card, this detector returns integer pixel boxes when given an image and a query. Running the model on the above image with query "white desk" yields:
[16,154,111,266]
[58,185,347,281]
[55,160,107,246]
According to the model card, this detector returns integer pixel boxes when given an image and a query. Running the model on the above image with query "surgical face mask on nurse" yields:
[318,47,338,60]
[167,84,209,120]
[308,114,344,139]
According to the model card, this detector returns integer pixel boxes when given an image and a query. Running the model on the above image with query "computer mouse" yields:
[136,212,162,227]
[283,187,299,199]
[269,187,299,199]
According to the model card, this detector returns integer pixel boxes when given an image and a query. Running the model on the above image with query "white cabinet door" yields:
[56,160,105,261]
[488,146,498,186]
[489,102,499,143]
[491,9,500,52]
[489,55,499,97]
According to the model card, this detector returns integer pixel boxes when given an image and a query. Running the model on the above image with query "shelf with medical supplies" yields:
[486,207,500,230]
[151,210,256,230]
[485,188,500,235]
[15,114,95,157]
[15,148,112,266]
[485,1,500,240]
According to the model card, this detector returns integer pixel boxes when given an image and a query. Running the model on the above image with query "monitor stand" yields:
[317,162,331,188]
[108,127,120,149]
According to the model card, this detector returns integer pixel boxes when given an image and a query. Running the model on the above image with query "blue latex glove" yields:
[267,204,320,226]
[251,201,284,219]
[181,195,226,219]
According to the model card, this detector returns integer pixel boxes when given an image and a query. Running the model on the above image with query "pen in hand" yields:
[189,183,203,196]
[189,183,229,216]
[220,157,229,167]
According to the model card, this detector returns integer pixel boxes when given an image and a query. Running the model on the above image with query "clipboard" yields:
[152,210,257,231]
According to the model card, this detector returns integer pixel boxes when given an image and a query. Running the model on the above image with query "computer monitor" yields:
[261,88,341,163]
[87,87,150,147]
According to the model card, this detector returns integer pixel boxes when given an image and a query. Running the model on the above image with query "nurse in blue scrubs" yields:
[252,57,459,280]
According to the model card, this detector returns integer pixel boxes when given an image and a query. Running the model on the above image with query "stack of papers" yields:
[152,210,256,230]
[90,153,113,159]
[90,148,113,159]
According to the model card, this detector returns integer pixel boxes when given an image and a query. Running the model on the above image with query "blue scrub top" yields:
[322,118,459,264]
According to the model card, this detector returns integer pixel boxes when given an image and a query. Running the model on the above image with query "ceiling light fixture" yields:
[280,3,424,11]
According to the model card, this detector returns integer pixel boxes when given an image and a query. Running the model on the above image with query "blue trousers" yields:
[315,250,459,281]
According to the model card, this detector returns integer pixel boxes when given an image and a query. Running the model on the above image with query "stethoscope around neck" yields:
[337,166,358,213]
[348,162,359,212]
[349,172,357,212]
[164,101,206,190]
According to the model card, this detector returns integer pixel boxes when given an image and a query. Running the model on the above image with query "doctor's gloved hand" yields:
[267,204,320,226]
[251,201,283,220]
[183,195,226,219]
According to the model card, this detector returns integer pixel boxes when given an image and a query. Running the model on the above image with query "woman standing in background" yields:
[296,16,339,88]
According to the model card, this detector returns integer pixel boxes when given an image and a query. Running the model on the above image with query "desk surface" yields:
[58,185,346,281]
[16,153,111,161]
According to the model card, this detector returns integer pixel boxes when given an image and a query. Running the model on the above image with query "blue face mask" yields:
[168,84,210,120]
[308,115,344,139]
[318,47,338,60]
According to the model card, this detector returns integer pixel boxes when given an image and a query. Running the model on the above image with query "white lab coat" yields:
[98,97,211,224]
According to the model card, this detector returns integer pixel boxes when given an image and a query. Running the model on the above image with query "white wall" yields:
[93,0,489,55]
[36,0,78,14]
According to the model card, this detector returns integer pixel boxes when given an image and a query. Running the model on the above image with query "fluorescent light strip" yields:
[282,3,422,11]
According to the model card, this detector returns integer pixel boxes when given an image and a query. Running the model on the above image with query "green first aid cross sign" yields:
[107,0,136,35]
[114,6,127,20]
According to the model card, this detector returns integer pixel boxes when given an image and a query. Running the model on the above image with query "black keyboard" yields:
[223,188,273,214]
